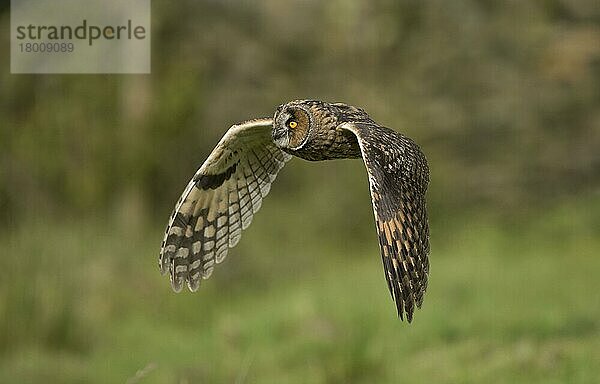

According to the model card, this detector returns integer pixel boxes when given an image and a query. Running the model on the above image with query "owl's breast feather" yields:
[285,126,361,161]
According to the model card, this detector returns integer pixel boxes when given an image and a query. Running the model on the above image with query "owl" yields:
[159,100,430,322]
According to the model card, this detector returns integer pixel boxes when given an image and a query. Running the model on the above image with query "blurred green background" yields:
[1,1,599,383]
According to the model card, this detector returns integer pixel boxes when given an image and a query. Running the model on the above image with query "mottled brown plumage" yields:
[159,100,430,322]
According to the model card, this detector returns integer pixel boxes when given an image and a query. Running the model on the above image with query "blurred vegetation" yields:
[1,200,599,383]
[1,0,599,383]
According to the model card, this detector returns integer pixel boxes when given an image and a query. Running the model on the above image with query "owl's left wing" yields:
[159,118,291,292]
[340,122,430,322]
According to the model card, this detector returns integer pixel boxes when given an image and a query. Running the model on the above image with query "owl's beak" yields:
[272,111,290,146]
[271,120,290,148]
[272,127,285,141]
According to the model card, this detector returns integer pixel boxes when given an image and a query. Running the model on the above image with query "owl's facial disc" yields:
[272,106,310,149]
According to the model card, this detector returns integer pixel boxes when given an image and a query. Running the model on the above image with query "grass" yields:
[1,196,599,383]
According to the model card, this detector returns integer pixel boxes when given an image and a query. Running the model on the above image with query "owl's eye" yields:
[288,120,298,129]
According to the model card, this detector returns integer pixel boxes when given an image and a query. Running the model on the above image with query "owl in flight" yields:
[159,100,430,322]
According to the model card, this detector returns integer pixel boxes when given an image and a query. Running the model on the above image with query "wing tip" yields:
[187,275,201,292]
[170,275,185,293]
[159,263,169,276]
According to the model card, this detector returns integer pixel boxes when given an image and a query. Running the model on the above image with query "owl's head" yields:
[272,100,314,150]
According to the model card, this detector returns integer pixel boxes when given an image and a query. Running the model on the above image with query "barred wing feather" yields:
[340,122,430,322]
[158,118,291,292]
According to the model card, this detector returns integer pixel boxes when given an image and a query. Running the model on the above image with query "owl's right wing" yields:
[340,122,430,322]
[159,118,292,292]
